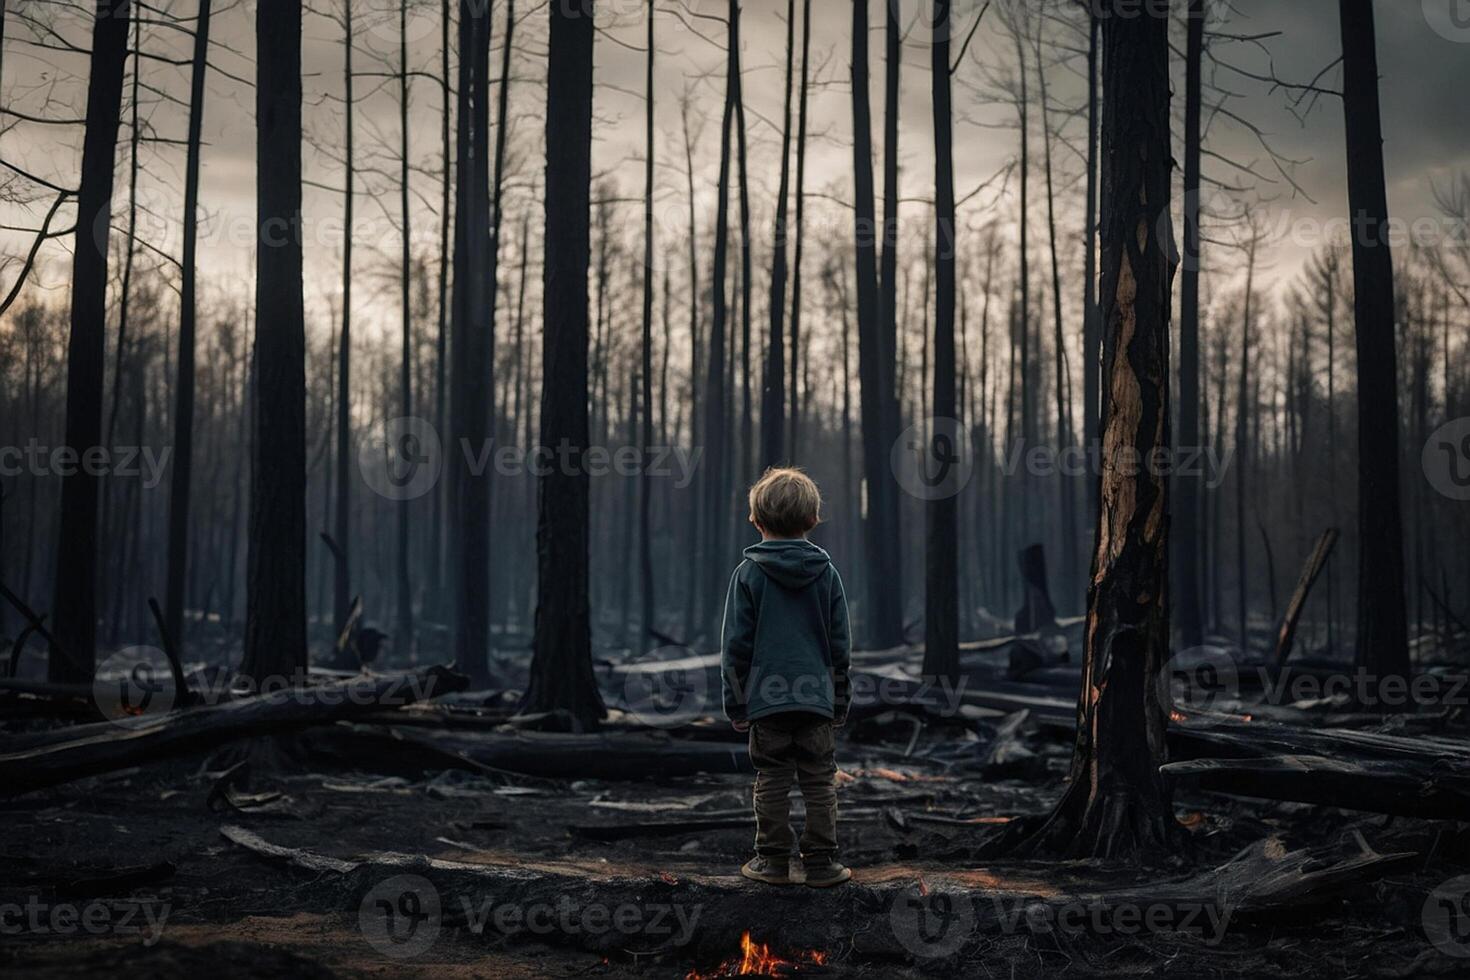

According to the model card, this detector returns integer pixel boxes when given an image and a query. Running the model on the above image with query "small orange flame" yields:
[1169,709,1188,723]
[685,931,828,978]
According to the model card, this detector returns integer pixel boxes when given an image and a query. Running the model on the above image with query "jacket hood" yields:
[742,539,831,590]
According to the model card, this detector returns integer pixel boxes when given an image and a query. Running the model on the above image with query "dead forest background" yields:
[1,0,1468,696]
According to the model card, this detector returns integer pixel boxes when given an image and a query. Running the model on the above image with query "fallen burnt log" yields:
[217,824,1414,966]
[298,723,753,780]
[1162,754,1470,820]
[0,666,467,796]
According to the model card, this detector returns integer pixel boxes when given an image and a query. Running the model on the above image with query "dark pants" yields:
[748,711,838,864]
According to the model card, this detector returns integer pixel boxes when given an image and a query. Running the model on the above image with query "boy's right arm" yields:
[720,564,757,724]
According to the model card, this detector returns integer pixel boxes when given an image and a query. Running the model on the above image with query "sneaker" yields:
[740,856,793,885]
[802,859,851,888]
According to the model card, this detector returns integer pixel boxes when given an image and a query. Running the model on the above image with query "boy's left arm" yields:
[720,565,757,729]
[829,570,852,725]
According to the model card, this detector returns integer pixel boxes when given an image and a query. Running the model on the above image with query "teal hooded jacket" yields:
[720,539,852,722]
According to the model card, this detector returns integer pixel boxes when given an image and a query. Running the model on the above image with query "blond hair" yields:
[748,467,822,537]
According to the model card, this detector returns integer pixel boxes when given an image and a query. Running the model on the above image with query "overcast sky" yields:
[2,0,1467,349]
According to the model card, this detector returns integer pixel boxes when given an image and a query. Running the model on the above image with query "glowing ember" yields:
[1169,709,1188,723]
[685,931,828,978]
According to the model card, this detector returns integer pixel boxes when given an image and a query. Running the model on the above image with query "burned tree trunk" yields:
[922,0,959,685]
[396,0,415,652]
[760,0,797,469]
[1014,5,1179,859]
[640,0,656,643]
[242,0,307,682]
[50,0,131,682]
[164,0,212,658]
[1337,0,1410,686]
[334,3,354,642]
[523,0,605,728]
[448,0,493,688]
[786,0,811,459]
[853,0,903,647]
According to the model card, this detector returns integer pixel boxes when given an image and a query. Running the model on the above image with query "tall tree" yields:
[448,0,493,686]
[639,0,656,643]
[760,0,798,468]
[243,0,307,682]
[50,0,131,682]
[1014,0,1178,858]
[701,2,737,639]
[786,0,811,459]
[428,0,453,619]
[1175,0,1206,648]
[395,0,415,650]
[1081,14,1100,518]
[333,1,354,641]
[1035,23,1079,610]
[165,0,213,654]
[852,0,903,646]
[1338,0,1409,685]
[523,0,605,727]
[923,0,959,684]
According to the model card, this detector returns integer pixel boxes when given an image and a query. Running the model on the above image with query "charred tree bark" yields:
[396,0,415,651]
[639,0,656,644]
[1338,0,1409,686]
[701,3,737,642]
[1174,0,1205,648]
[334,3,354,642]
[1081,14,1100,519]
[165,0,213,656]
[853,0,903,647]
[760,0,797,469]
[922,0,959,685]
[786,0,811,460]
[447,0,494,687]
[523,0,605,728]
[243,0,307,682]
[1014,5,1179,859]
[50,0,131,682]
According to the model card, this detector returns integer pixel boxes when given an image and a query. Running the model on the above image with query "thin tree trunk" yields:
[428,0,452,622]
[1035,25,1079,613]
[1338,0,1409,685]
[523,0,605,727]
[787,0,811,460]
[164,0,212,655]
[396,0,415,651]
[1081,14,1100,520]
[448,0,493,687]
[923,0,959,684]
[50,0,131,681]
[760,0,797,468]
[243,0,307,682]
[334,3,354,642]
[639,0,656,645]
[853,0,902,647]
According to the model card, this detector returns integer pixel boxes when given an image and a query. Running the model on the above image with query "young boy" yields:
[721,467,852,887]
